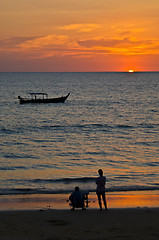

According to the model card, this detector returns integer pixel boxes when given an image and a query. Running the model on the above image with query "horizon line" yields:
[0,71,159,73]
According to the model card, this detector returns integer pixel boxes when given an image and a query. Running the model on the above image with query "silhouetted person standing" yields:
[96,169,107,210]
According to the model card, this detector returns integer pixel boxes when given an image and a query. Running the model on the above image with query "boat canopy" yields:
[29,93,48,99]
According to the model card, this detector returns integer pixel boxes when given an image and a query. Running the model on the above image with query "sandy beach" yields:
[0,208,159,240]
[0,191,159,239]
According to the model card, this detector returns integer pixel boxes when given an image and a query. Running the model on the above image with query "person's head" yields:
[75,186,80,191]
[98,169,103,176]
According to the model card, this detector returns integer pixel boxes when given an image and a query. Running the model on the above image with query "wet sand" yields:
[0,191,159,211]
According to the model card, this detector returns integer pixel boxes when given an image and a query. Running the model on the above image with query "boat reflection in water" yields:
[18,92,70,104]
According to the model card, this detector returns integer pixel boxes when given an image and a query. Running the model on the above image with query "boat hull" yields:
[18,93,70,104]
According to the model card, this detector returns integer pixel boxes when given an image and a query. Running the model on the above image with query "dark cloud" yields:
[77,38,154,48]
[119,31,132,36]
[0,36,41,48]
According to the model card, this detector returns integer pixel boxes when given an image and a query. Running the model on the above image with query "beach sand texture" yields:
[0,208,159,240]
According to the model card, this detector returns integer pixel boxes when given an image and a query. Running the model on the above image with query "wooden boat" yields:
[18,92,70,104]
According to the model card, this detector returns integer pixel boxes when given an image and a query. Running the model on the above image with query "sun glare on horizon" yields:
[128,69,134,73]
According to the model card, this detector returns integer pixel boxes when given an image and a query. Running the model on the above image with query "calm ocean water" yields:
[0,72,159,195]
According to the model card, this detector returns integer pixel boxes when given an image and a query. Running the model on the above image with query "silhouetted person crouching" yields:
[69,186,85,210]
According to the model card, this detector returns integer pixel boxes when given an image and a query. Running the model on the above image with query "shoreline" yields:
[0,190,159,211]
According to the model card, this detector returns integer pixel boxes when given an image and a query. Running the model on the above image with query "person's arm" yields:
[104,177,106,184]
[69,194,73,201]
[96,178,98,185]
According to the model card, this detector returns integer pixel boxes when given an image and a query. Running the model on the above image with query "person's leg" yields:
[84,194,89,207]
[97,193,102,210]
[71,201,75,210]
[102,192,107,210]
[81,199,86,210]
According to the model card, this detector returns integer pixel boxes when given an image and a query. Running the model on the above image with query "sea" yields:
[0,72,159,197]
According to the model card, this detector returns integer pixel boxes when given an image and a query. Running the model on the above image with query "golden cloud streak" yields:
[59,23,101,32]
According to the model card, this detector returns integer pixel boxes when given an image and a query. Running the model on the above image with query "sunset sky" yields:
[0,0,159,72]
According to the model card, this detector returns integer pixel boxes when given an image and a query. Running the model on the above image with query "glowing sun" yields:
[128,69,134,73]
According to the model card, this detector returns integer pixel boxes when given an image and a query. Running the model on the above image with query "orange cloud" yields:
[1,34,159,61]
